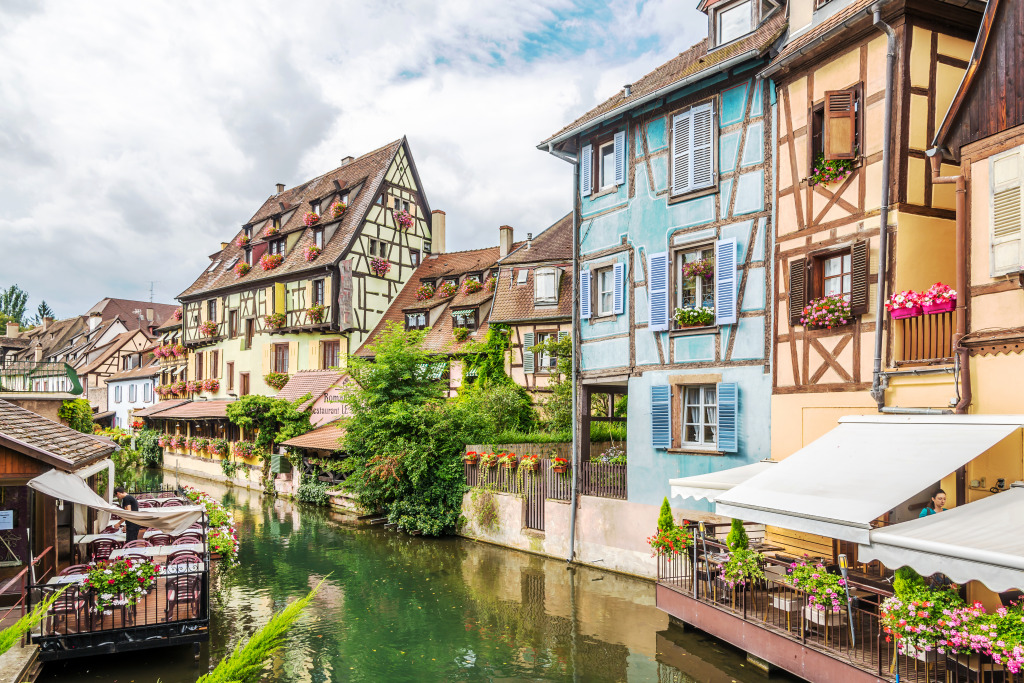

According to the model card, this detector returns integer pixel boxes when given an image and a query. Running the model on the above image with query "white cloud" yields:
[0,0,707,316]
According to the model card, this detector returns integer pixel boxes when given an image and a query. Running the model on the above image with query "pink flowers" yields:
[303,245,322,262]
[681,258,714,280]
[436,281,458,299]
[265,312,286,329]
[307,303,326,324]
[461,279,483,295]
[202,378,219,392]
[172,308,183,322]
[259,253,284,271]
[235,235,251,248]
[264,224,280,237]
[922,282,957,306]
[234,262,252,278]
[800,294,852,329]
[330,201,347,219]
[199,320,218,337]
[415,284,435,301]
[393,209,414,230]
[885,289,924,312]
[370,257,391,277]
[303,212,320,227]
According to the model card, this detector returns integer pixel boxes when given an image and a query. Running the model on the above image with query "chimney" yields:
[340,156,355,166]
[526,232,533,249]
[146,308,154,322]
[499,225,514,259]
[5,322,17,337]
[623,83,632,97]
[43,316,53,330]
[89,312,102,332]
[431,210,446,255]
[220,242,229,250]
[276,183,285,194]
[34,343,42,363]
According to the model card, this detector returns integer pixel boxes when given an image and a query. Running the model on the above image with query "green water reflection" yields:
[41,472,777,682]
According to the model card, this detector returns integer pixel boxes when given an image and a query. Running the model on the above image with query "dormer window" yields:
[311,200,321,215]
[466,273,481,284]
[273,217,281,231]
[269,239,285,256]
[714,0,753,46]
[244,226,252,239]
[452,309,477,330]
[535,268,559,304]
[405,312,427,330]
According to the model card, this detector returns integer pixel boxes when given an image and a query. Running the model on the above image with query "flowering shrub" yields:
[800,294,852,329]
[393,209,414,230]
[231,441,259,459]
[260,253,284,271]
[82,558,159,613]
[415,284,435,301]
[453,327,470,343]
[185,381,199,394]
[303,245,322,262]
[436,281,458,299]
[209,438,229,457]
[519,454,541,471]
[264,372,289,390]
[497,453,518,469]
[722,548,766,587]
[331,201,347,219]
[265,312,286,328]
[370,258,391,277]
[674,306,714,327]
[303,212,320,227]
[647,527,692,556]
[199,320,218,337]
[201,378,219,392]
[235,235,251,248]
[922,282,957,306]
[885,289,923,313]
[682,259,714,280]
[461,279,483,295]
[479,452,498,468]
[308,303,326,324]
[173,308,183,322]
[234,262,251,278]
[485,275,497,291]
[808,154,855,186]
[787,560,847,613]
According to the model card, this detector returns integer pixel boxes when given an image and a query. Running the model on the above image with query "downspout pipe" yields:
[927,148,971,414]
[869,6,898,411]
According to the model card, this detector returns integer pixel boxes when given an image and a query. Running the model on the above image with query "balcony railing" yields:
[894,310,954,365]
[0,361,83,395]
[285,305,332,329]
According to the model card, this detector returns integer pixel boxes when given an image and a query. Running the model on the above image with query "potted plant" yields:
[674,306,715,328]
[519,454,541,472]
[808,153,855,186]
[264,224,280,237]
[303,211,320,227]
[232,440,258,459]
[646,501,692,556]
[172,343,186,358]
[497,453,518,469]
[235,235,251,248]
[171,380,187,395]
[393,209,414,230]
[922,282,956,315]
[415,284,435,301]
[885,290,924,319]
[265,312,286,329]
[260,253,284,271]
[234,262,252,278]
[551,456,570,473]
[264,372,289,390]
[83,558,159,614]
[370,257,391,277]
[463,451,479,464]
[191,438,209,454]
[331,201,347,219]
[308,303,326,324]
[682,259,714,280]
[786,560,848,625]
[479,453,498,469]
[303,244,322,262]
[722,548,765,588]
[801,294,853,329]
[436,281,458,299]
[209,438,229,457]
[199,320,218,337]
[185,381,199,394]
[461,279,483,295]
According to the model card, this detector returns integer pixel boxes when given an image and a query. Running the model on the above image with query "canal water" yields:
[41,472,779,683]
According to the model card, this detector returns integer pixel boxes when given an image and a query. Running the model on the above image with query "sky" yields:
[0,0,708,319]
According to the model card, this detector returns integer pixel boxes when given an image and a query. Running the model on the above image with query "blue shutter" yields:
[647,252,669,331]
[613,130,626,186]
[580,270,592,320]
[715,238,737,325]
[716,382,738,453]
[691,102,715,190]
[612,262,624,315]
[522,332,535,374]
[671,111,692,194]
[651,385,671,449]
[581,144,593,197]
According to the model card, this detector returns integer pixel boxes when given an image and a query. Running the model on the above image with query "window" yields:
[411,250,420,267]
[229,310,238,338]
[269,239,285,256]
[312,200,321,215]
[535,332,557,371]
[240,372,250,396]
[273,217,281,231]
[227,362,234,391]
[990,146,1024,275]
[599,142,616,190]
[129,384,137,403]
[322,340,341,369]
[244,247,252,265]
[676,245,715,316]
[811,87,861,163]
[452,309,477,329]
[535,269,558,303]
[210,350,219,378]
[114,385,122,403]
[207,299,217,321]
[517,269,528,285]
[314,228,324,249]
[581,131,625,196]
[244,319,254,350]
[405,312,427,330]
[196,352,204,380]
[596,268,616,316]
[821,252,852,299]
[466,273,481,283]
[423,241,432,254]
[244,226,252,239]
[682,385,717,447]
[671,101,717,195]
[788,241,870,326]
[144,382,152,402]
[313,279,325,306]
[273,343,289,373]
[716,0,753,45]
[443,277,458,287]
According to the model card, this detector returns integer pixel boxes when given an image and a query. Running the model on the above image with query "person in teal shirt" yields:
[919,489,947,517]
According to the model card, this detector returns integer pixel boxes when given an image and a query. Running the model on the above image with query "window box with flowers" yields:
[453,327,470,343]
[260,253,284,271]
[265,312,286,329]
[551,457,570,474]
[209,438,229,457]
[674,306,715,328]
[461,279,483,295]
[171,381,187,395]
[232,440,260,460]
[479,453,498,469]
[307,303,326,324]
[519,454,540,472]
[808,154,855,187]
[172,343,186,358]
[303,212,320,227]
[264,224,280,237]
[235,235,251,248]
[415,284,435,301]
[264,372,289,390]
[393,209,414,230]
[370,258,391,277]
[233,262,251,278]
[331,201,347,219]
[191,438,209,454]
[463,451,478,464]
[199,320,219,337]
[185,381,199,394]
[498,453,518,469]
[485,275,497,292]
[436,281,458,299]
[681,259,714,280]
[921,282,956,314]
[201,378,219,392]
[801,294,852,329]
[303,244,322,262]
[885,290,924,319]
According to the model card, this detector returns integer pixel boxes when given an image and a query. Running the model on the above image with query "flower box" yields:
[520,455,541,472]
[890,305,923,320]
[463,452,478,464]
[804,605,847,627]
[923,300,955,315]
[903,643,940,663]
[552,464,568,473]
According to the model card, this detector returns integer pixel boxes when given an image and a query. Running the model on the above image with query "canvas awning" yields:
[28,469,204,534]
[670,461,776,503]
[858,483,1024,592]
[715,415,1022,544]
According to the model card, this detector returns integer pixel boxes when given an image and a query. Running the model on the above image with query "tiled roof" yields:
[275,370,347,412]
[280,421,346,451]
[499,213,572,265]
[87,298,179,330]
[105,360,161,383]
[766,0,875,74]
[148,399,233,419]
[489,265,572,324]
[0,336,30,349]
[0,398,116,470]
[178,139,405,300]
[134,400,188,417]
[76,330,141,376]
[17,316,87,360]
[541,12,785,144]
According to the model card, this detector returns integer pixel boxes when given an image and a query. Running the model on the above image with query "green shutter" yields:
[522,332,535,374]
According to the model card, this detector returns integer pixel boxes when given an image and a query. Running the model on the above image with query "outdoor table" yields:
[109,543,205,560]
[46,561,206,586]
[75,528,207,560]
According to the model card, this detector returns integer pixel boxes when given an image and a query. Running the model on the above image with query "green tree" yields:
[226,395,313,492]
[657,497,676,532]
[0,285,29,326]
[456,380,537,436]
[726,518,749,551]
[531,332,572,432]
[58,399,93,433]
[135,428,163,467]
[32,300,55,325]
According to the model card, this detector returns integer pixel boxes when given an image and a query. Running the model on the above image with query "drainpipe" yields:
[869,6,898,411]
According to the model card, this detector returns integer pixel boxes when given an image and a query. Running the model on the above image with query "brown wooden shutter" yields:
[850,239,870,316]
[824,90,857,160]
[788,257,808,326]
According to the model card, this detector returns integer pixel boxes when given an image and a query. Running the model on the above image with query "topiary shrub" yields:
[657,497,675,532]
[726,517,749,551]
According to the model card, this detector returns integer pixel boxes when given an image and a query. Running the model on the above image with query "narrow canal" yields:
[41,472,780,682]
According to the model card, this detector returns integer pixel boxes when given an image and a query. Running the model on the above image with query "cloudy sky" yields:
[0,0,707,318]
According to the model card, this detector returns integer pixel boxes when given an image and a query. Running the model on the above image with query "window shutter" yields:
[691,102,715,189]
[558,330,569,342]
[261,345,271,374]
[671,111,692,194]
[580,270,592,320]
[824,90,857,160]
[522,332,535,374]
[651,385,671,449]
[850,239,871,316]
[991,149,1023,275]
[613,130,626,186]
[716,382,738,453]
[187,352,197,382]
[612,262,625,315]
[309,340,321,371]
[788,257,808,326]
[648,252,670,331]
[581,144,593,197]
[714,238,737,325]
[288,342,299,373]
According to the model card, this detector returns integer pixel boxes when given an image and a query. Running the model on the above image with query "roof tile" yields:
[0,399,116,467]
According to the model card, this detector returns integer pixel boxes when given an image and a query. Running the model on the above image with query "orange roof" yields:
[274,370,347,411]
[280,421,346,451]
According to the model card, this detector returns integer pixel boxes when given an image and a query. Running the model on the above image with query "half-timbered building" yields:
[176,138,434,398]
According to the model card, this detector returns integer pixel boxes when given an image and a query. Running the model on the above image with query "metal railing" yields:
[895,310,954,365]
[0,361,82,394]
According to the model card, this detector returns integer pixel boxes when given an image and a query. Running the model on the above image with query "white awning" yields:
[670,461,776,503]
[858,483,1024,592]
[715,415,1022,544]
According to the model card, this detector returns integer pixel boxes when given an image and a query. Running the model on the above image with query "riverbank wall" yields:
[161,451,300,497]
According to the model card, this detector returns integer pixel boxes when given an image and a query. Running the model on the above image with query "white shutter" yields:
[581,144,593,197]
[648,252,670,332]
[612,262,624,315]
[613,130,626,186]
[714,238,737,325]
[691,101,715,190]
[522,332,535,374]
[991,148,1023,275]
[580,270,592,320]
[671,111,692,194]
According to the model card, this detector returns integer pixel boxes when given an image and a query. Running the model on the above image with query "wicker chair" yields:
[138,499,158,508]
[161,499,184,507]
[173,534,202,545]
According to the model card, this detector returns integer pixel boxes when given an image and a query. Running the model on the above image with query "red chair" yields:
[167,549,202,563]
[138,499,158,508]
[188,522,204,531]
[59,564,91,576]
[124,540,152,548]
[165,575,201,621]
[47,586,88,635]
[137,492,155,500]
[89,538,122,561]
[147,533,173,546]
[161,499,183,507]
[173,534,202,545]
[122,552,150,562]
[100,524,121,534]
[157,491,174,499]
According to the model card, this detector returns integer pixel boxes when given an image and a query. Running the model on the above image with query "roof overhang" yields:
[0,432,113,473]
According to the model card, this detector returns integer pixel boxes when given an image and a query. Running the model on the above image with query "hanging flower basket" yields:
[681,259,714,280]
[83,559,159,613]
[172,308,183,322]
[393,210,414,230]
[463,451,478,464]
[260,253,284,271]
[331,201,347,219]
[308,303,326,324]
[303,212,320,227]
[199,320,218,337]
[479,453,498,469]
[303,245,321,262]
[461,279,483,295]
[415,284,435,301]
[370,258,391,277]
[233,262,251,278]
[264,372,289,390]
[235,235,251,248]
[551,457,570,474]
[265,312,286,329]
[801,294,852,329]
[519,454,541,472]
[436,281,458,299]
